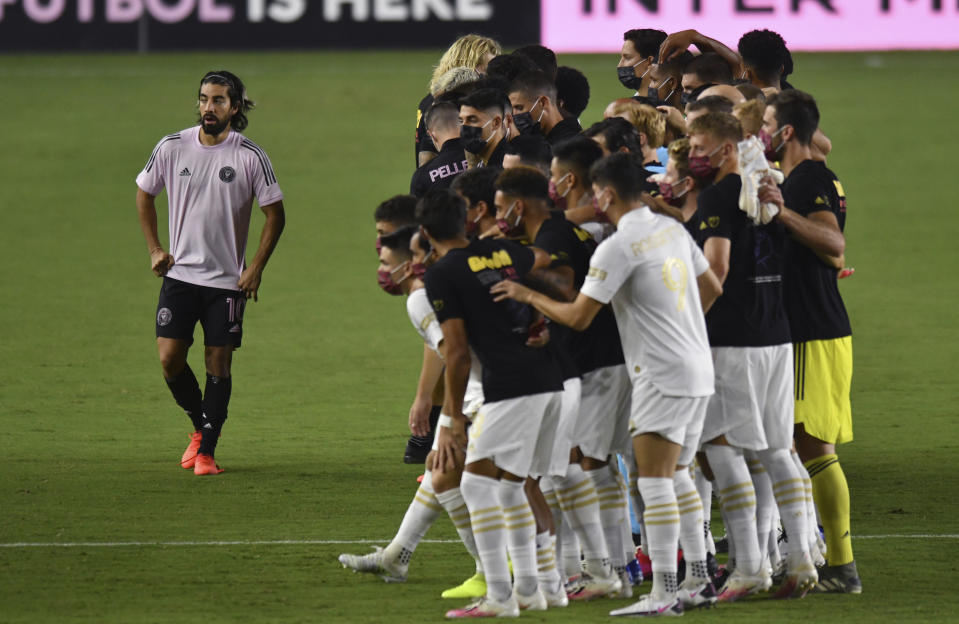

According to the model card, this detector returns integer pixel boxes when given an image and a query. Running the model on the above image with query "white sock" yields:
[758,448,810,559]
[435,487,484,575]
[747,452,774,566]
[555,463,609,577]
[693,459,715,554]
[561,513,581,579]
[499,478,537,597]
[384,469,442,564]
[791,450,820,553]
[535,531,562,594]
[540,478,565,579]
[674,467,709,582]
[585,466,627,571]
[638,476,680,599]
[460,472,510,601]
[704,444,761,576]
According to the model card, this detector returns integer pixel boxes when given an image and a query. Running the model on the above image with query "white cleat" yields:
[543,585,569,608]
[338,546,408,583]
[775,551,818,599]
[610,593,684,617]
[515,587,547,611]
[566,572,623,601]
[677,578,719,609]
[717,567,769,602]
[445,595,520,618]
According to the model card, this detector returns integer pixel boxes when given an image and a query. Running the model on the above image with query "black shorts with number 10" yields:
[155,277,245,348]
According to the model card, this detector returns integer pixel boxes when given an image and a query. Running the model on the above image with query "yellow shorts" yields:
[793,336,853,445]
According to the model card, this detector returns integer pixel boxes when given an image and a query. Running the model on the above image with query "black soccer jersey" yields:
[410,138,468,197]
[483,137,509,169]
[425,239,564,403]
[533,213,625,375]
[545,117,582,147]
[696,174,791,347]
[781,159,851,342]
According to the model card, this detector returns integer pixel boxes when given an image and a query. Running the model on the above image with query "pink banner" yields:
[542,0,959,53]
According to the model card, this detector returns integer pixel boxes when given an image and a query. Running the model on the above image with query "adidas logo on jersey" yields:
[179,167,191,176]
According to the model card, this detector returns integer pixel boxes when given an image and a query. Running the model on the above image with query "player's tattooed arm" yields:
[239,200,285,301]
[524,265,576,302]
[136,188,174,277]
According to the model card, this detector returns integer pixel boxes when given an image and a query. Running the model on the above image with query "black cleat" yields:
[813,561,862,594]
[714,536,729,554]
[403,436,431,464]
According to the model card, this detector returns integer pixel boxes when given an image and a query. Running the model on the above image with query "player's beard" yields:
[199,113,229,136]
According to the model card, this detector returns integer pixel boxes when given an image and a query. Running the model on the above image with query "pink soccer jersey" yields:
[136,126,284,291]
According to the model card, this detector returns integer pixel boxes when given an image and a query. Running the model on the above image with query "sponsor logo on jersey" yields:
[179,167,191,177]
[219,166,236,183]
[157,307,173,326]
[467,250,513,272]
[587,266,607,281]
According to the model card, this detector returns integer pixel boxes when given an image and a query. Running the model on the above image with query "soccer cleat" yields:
[180,431,202,469]
[193,453,223,475]
[566,572,622,601]
[441,573,487,599]
[705,552,720,582]
[543,584,569,608]
[609,593,684,617]
[813,561,862,594]
[717,568,768,602]
[775,551,818,598]
[338,546,408,583]
[404,436,431,464]
[515,588,547,611]
[677,578,719,609]
[445,595,519,618]
[635,546,653,579]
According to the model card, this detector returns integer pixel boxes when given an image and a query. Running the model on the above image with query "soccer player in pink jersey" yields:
[135,71,286,476]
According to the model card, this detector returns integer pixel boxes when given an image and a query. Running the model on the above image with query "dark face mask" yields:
[681,83,717,109]
[512,100,545,136]
[617,59,650,91]
[647,77,675,107]
[460,118,494,155]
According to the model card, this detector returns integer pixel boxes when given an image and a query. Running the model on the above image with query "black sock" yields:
[165,364,204,430]
[199,374,231,456]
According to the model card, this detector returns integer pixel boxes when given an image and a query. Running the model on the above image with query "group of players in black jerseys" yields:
[340,27,860,618]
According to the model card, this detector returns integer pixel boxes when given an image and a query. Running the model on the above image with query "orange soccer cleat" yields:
[180,431,202,469]
[194,453,224,475]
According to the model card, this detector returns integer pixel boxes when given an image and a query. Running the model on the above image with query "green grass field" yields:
[1,50,957,623]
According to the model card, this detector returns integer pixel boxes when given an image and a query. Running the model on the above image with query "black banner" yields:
[0,1,540,51]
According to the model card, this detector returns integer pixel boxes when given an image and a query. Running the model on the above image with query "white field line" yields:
[1,534,957,548]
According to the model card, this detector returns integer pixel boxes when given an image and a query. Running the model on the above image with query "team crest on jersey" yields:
[432,299,444,312]
[157,308,173,327]
[707,216,720,228]
[219,166,236,183]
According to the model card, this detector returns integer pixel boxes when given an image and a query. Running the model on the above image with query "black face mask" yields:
[647,77,674,107]
[681,83,717,108]
[618,66,642,91]
[512,100,544,136]
[460,119,493,154]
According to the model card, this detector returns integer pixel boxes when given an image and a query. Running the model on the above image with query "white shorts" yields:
[539,377,581,478]
[467,390,563,478]
[629,374,709,467]
[575,364,632,461]
[701,345,794,451]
